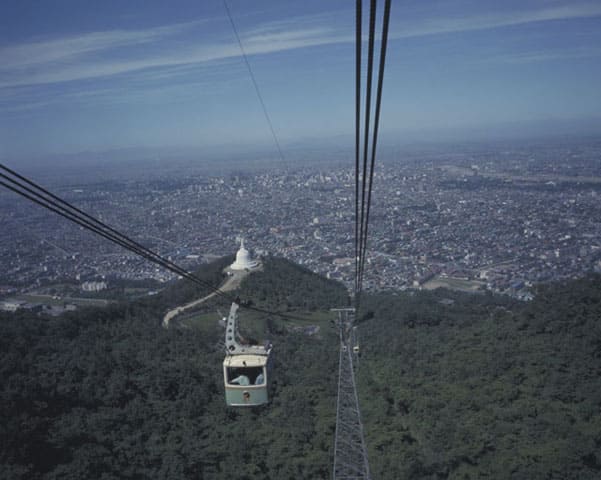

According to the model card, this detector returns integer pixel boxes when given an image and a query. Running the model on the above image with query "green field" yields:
[181,307,337,341]
[17,294,113,307]
[422,275,485,292]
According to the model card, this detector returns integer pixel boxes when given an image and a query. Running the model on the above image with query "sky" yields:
[1,0,601,159]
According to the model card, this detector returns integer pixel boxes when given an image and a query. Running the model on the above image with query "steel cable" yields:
[0,165,308,321]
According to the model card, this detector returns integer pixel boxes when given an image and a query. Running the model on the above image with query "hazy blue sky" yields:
[1,0,601,157]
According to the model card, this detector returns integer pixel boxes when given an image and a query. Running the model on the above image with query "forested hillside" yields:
[237,256,348,311]
[356,275,601,479]
[0,257,344,479]
[2,256,600,479]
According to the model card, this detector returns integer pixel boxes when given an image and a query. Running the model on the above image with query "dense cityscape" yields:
[2,138,601,308]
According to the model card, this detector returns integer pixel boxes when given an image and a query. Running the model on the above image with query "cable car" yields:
[223,302,272,406]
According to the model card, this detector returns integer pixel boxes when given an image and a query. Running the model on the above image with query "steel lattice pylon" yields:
[332,308,371,480]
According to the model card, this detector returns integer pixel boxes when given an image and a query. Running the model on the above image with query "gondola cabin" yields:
[223,302,272,407]
[223,353,271,406]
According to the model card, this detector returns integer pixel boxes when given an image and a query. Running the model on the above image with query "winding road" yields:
[162,269,250,328]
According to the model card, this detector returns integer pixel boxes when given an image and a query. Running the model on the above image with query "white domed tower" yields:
[230,238,259,271]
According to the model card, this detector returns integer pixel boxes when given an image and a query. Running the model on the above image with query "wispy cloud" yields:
[0,20,205,70]
[0,61,243,113]
[489,47,601,64]
[1,2,600,93]
[393,3,601,39]
[0,23,346,89]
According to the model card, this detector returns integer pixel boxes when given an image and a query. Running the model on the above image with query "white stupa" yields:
[230,238,259,271]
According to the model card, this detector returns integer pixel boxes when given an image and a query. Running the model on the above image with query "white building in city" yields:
[81,281,108,292]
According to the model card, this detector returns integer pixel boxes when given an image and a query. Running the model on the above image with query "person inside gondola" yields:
[230,373,250,385]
